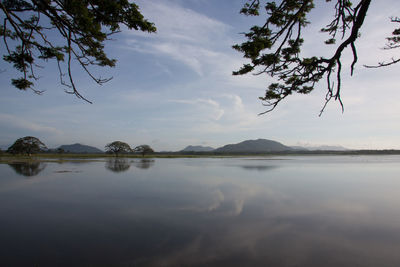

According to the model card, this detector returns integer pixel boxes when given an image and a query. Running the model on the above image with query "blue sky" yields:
[1,0,400,151]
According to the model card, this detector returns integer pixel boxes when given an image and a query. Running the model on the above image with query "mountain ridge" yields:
[57,143,103,153]
[214,139,293,153]
[181,145,215,152]
[181,139,349,153]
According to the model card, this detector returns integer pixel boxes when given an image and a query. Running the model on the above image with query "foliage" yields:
[0,0,156,102]
[366,17,400,68]
[105,141,132,156]
[7,136,47,155]
[134,145,154,157]
[234,0,399,115]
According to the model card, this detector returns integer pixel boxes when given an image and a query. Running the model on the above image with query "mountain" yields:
[181,145,215,152]
[57,143,103,153]
[215,139,292,153]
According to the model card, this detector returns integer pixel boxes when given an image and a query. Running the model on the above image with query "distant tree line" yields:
[4,136,400,157]
[105,141,154,157]
[4,136,154,157]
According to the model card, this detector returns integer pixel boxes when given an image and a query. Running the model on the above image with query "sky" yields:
[1,0,400,151]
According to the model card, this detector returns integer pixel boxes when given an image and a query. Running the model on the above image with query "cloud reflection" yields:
[2,157,400,266]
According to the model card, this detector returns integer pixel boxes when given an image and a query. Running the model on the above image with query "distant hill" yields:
[291,145,348,151]
[309,145,348,151]
[181,145,215,152]
[215,139,292,153]
[291,146,310,151]
[57,143,103,153]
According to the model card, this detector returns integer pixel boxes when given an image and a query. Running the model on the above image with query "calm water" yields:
[1,156,400,266]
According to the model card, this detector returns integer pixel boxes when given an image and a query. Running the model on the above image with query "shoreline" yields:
[2,150,400,164]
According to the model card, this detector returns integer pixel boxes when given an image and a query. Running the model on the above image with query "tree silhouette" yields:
[105,141,132,156]
[134,145,154,157]
[7,136,47,155]
[234,0,399,115]
[0,0,156,102]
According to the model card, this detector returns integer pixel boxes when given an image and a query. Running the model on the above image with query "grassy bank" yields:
[0,153,224,164]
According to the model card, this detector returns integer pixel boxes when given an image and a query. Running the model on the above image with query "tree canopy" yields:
[134,145,154,157]
[105,141,132,156]
[7,136,47,155]
[234,0,400,115]
[0,0,156,102]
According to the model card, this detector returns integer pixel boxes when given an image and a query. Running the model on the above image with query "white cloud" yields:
[167,94,268,137]
[169,98,225,121]
[224,94,244,111]
[0,114,62,135]
[150,43,212,76]
[135,0,230,44]
[125,1,233,76]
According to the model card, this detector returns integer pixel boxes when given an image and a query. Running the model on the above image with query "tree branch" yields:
[234,0,372,115]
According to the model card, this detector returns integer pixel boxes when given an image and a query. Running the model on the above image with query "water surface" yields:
[1,156,400,266]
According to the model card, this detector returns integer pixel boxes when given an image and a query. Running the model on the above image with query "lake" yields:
[1,155,400,266]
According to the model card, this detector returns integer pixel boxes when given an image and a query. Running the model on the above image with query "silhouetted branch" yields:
[234,0,372,115]
[365,17,400,68]
[1,0,156,101]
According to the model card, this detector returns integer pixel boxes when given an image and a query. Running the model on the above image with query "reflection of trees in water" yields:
[8,162,46,177]
[105,158,155,172]
[133,159,155,169]
[105,158,131,173]
[240,165,277,171]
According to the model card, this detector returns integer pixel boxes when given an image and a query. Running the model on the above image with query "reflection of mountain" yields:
[105,158,131,173]
[133,159,155,169]
[8,162,46,177]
